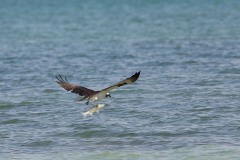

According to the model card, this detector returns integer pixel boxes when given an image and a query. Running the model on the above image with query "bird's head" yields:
[106,93,111,98]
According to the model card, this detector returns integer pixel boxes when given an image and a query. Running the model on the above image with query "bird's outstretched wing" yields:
[99,71,141,94]
[56,75,98,97]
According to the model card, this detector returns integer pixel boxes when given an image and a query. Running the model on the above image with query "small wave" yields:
[219,68,240,74]
[19,101,34,106]
[0,101,38,109]
[74,129,110,138]
[0,102,16,110]
[0,118,28,125]
[42,89,58,93]
[22,140,55,147]
[142,61,175,67]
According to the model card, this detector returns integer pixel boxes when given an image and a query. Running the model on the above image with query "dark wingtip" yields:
[65,76,69,83]
[136,71,141,77]
[131,71,141,82]
[55,74,70,84]
[59,74,64,81]
[55,75,61,82]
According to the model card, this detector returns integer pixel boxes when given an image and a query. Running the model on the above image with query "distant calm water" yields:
[1,0,240,159]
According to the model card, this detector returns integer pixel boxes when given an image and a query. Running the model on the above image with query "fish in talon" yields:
[82,104,105,117]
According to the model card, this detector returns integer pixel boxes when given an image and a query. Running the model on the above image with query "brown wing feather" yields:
[56,75,97,97]
[99,71,140,93]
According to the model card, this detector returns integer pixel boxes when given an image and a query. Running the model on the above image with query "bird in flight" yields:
[56,71,141,105]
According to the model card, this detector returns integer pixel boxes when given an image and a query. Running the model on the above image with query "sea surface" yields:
[1,0,240,159]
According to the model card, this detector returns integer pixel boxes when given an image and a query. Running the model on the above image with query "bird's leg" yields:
[85,100,89,105]
[75,97,86,102]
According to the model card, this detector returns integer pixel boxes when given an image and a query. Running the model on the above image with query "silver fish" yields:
[82,104,105,117]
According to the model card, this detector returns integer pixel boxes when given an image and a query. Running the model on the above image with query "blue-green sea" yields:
[1,0,240,159]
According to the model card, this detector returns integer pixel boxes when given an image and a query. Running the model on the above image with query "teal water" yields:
[1,0,240,159]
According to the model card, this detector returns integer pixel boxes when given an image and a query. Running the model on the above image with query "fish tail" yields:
[82,111,93,117]
[81,112,88,117]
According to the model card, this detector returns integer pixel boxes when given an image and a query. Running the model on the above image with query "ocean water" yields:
[1,0,240,159]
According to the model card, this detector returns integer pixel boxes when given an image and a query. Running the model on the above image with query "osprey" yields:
[56,71,141,105]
